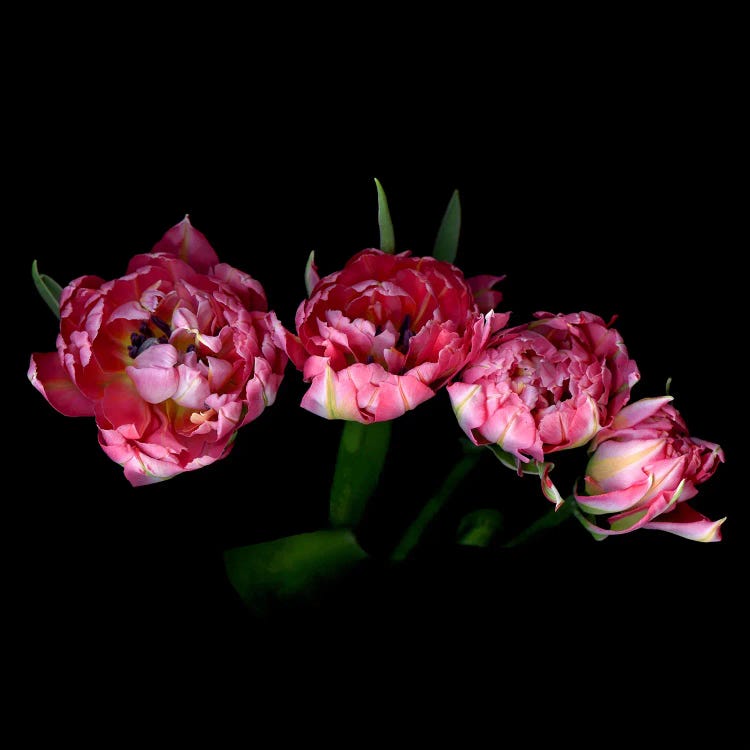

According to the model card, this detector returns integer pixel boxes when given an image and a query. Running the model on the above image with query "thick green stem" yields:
[391,452,481,561]
[329,420,392,528]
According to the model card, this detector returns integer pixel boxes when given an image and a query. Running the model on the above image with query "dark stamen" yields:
[158,336,168,344]
[400,315,411,335]
[186,344,197,353]
[396,315,414,352]
[130,332,145,346]
[139,322,153,337]
[151,315,172,337]
[128,345,139,358]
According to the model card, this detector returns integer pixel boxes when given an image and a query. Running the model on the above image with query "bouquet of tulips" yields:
[28,180,725,612]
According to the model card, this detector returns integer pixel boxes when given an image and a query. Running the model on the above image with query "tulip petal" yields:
[575,475,653,515]
[28,352,95,417]
[644,504,725,542]
[152,215,219,273]
[125,363,178,404]
[101,380,150,439]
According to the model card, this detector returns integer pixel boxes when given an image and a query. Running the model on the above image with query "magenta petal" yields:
[101,381,150,439]
[467,274,505,313]
[151,215,220,273]
[28,352,95,417]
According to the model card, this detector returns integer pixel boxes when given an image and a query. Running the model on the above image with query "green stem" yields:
[329,420,392,528]
[502,498,575,548]
[391,452,481,561]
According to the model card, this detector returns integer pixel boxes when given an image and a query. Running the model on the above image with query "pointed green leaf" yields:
[224,529,368,613]
[374,178,395,253]
[433,189,461,263]
[457,509,504,548]
[330,420,391,527]
[32,260,63,319]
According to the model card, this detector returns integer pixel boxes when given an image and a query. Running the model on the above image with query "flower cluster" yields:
[28,201,725,543]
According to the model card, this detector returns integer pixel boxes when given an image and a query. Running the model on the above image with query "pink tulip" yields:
[574,396,725,541]
[448,311,640,463]
[28,218,287,486]
[285,249,508,423]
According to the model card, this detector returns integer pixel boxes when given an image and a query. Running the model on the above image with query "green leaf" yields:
[457,509,504,548]
[32,260,63,319]
[374,178,395,253]
[329,420,391,527]
[503,499,575,548]
[224,529,368,613]
[391,451,481,561]
[433,189,461,263]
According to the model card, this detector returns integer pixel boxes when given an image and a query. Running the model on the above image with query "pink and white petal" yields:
[130,343,179,369]
[574,493,670,539]
[484,400,540,460]
[644,504,725,542]
[301,365,364,421]
[575,476,653,515]
[586,438,666,491]
[541,397,600,452]
[151,215,220,274]
[125,363,179,404]
[28,352,95,417]
[172,365,211,409]
[365,373,435,421]
[611,396,674,431]
[447,382,488,433]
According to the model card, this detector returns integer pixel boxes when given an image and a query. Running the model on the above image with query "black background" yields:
[11,39,743,684]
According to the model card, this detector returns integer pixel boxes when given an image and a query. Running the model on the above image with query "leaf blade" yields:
[374,178,395,253]
[433,189,461,263]
[224,529,368,613]
[31,260,63,319]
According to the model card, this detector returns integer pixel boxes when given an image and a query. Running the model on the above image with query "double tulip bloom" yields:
[28,219,287,486]
[284,249,507,423]
[448,311,639,463]
[575,396,725,541]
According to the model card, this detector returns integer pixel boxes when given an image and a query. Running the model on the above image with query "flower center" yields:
[128,316,172,359]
